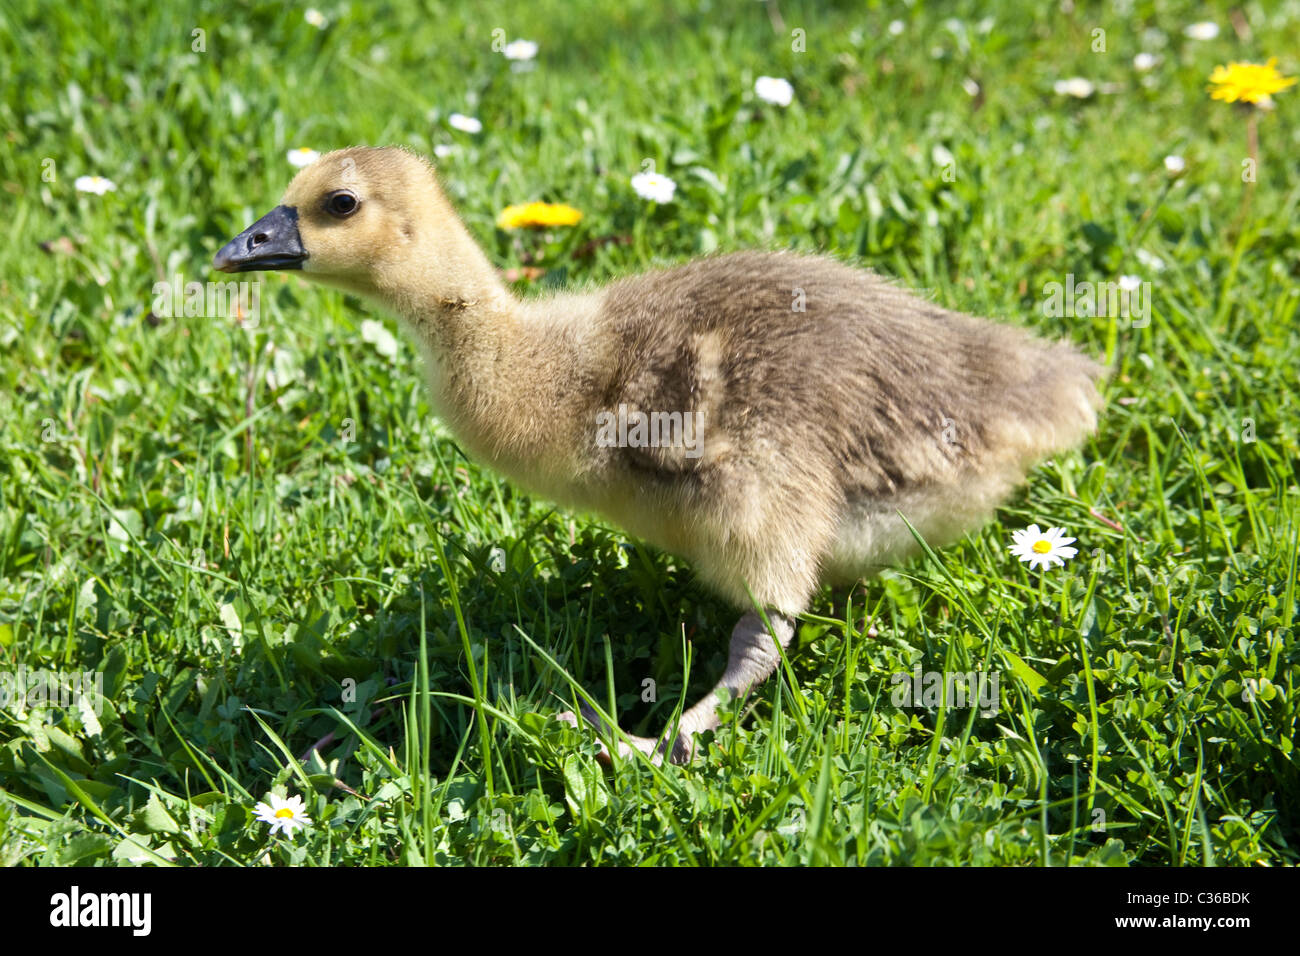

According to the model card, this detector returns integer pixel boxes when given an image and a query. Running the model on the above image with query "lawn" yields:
[0,0,1296,866]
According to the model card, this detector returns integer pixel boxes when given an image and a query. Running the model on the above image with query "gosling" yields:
[214,146,1103,765]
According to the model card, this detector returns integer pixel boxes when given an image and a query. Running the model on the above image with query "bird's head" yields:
[214,146,493,306]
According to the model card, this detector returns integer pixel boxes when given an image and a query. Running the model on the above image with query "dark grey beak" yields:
[213,205,307,273]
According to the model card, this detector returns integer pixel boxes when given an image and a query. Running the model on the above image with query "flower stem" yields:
[1232,108,1259,236]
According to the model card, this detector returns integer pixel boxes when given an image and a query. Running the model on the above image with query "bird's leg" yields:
[556,609,795,766]
[667,609,795,762]
[555,699,672,764]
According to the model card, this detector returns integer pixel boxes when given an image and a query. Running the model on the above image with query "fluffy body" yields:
[223,145,1103,763]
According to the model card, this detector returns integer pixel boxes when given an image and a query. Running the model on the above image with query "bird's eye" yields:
[325,190,359,218]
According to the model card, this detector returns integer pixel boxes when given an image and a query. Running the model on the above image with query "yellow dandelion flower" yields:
[496,202,584,230]
[1207,58,1296,105]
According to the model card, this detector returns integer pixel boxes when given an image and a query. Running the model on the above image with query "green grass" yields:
[1,0,1297,866]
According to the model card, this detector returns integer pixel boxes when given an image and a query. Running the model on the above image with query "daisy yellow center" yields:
[1032,540,1052,554]
[275,808,295,818]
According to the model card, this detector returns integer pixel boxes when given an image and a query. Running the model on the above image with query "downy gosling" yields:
[214,146,1103,765]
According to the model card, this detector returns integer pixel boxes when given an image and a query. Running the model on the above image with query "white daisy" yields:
[433,144,456,159]
[74,175,116,195]
[1118,274,1142,292]
[1008,524,1078,570]
[304,8,327,29]
[1053,77,1095,98]
[1135,248,1166,272]
[1163,154,1186,177]
[630,171,676,203]
[448,113,482,134]
[1133,52,1159,72]
[287,147,320,168]
[361,318,398,359]
[888,20,905,36]
[1183,22,1219,41]
[503,39,538,61]
[754,76,794,107]
[253,793,313,836]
